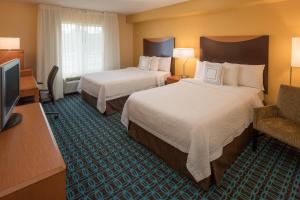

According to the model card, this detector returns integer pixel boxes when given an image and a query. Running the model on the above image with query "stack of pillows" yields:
[195,61,265,90]
[138,56,172,72]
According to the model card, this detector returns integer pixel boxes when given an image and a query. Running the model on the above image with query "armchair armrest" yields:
[253,105,278,129]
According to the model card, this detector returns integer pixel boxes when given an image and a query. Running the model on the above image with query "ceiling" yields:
[12,0,189,14]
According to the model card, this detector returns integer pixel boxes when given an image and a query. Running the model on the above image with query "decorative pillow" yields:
[203,61,223,85]
[158,57,172,72]
[149,56,159,71]
[238,64,265,90]
[223,62,240,86]
[194,60,204,80]
[138,56,151,70]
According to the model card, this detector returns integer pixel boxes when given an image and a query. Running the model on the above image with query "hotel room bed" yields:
[79,37,175,114]
[79,68,170,113]
[121,36,269,190]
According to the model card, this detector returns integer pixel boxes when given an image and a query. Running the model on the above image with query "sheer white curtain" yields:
[103,13,120,70]
[37,5,120,99]
[37,4,64,99]
[61,8,105,78]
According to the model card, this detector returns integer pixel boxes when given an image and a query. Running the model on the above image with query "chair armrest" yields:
[253,105,278,129]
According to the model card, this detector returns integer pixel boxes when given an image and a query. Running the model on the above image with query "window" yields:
[61,23,104,78]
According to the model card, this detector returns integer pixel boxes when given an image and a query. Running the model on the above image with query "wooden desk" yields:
[0,103,66,200]
[20,76,39,102]
[21,68,33,77]
[0,50,24,68]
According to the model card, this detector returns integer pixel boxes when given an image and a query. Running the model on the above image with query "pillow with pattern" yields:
[203,61,224,85]
[138,56,151,70]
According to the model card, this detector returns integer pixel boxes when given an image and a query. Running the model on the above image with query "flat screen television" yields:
[0,59,22,132]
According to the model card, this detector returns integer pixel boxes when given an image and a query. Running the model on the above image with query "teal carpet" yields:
[43,94,300,200]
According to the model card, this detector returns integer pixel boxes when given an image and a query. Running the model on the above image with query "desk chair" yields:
[38,66,59,119]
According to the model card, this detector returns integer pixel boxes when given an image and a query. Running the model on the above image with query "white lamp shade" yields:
[0,37,20,50]
[173,48,194,58]
[291,37,300,67]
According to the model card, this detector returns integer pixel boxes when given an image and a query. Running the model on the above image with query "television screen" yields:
[0,59,21,131]
[4,63,19,117]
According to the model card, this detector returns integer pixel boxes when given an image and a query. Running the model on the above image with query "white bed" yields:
[121,79,263,182]
[78,67,170,113]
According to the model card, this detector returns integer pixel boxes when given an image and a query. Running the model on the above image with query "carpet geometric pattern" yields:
[43,94,300,200]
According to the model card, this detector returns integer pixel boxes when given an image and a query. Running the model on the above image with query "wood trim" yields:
[204,36,262,42]
[0,50,24,68]
[1,171,66,200]
[20,76,39,102]
[144,37,174,43]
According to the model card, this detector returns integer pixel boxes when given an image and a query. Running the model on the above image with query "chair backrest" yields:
[277,84,300,123]
[47,66,59,100]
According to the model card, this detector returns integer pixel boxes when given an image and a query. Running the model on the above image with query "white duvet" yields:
[121,79,263,182]
[78,67,170,113]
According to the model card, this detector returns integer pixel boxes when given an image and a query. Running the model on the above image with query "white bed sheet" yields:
[78,67,170,113]
[121,79,263,182]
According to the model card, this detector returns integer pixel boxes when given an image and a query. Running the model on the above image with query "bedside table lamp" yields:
[173,48,194,78]
[0,37,23,68]
[291,37,300,85]
[0,37,20,50]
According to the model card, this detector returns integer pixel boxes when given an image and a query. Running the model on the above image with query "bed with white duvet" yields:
[78,67,170,113]
[121,78,263,182]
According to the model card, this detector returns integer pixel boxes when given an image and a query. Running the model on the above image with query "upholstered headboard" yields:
[200,36,269,93]
[143,37,175,75]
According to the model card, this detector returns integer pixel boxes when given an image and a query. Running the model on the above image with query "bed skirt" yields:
[128,121,253,191]
[81,90,128,115]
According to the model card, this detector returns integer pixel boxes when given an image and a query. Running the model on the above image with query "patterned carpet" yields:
[43,94,300,200]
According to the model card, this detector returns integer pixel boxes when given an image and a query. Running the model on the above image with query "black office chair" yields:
[38,65,59,118]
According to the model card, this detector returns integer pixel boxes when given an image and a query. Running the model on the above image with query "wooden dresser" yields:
[0,103,66,200]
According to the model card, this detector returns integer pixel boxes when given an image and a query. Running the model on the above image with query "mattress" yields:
[121,79,263,182]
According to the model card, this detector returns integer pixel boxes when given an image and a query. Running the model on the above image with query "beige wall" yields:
[129,0,300,104]
[119,15,133,67]
[0,1,133,75]
[0,1,37,74]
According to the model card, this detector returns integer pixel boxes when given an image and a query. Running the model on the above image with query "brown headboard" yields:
[200,36,269,93]
[143,37,175,75]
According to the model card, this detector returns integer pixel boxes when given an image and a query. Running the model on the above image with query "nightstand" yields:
[166,75,181,84]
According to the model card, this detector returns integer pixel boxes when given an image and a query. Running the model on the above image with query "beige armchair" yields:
[253,84,300,151]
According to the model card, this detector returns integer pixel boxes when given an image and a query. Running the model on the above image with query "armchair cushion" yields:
[253,105,278,129]
[256,117,300,149]
[277,85,300,123]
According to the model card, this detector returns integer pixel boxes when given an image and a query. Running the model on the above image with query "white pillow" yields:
[203,61,224,85]
[194,60,204,80]
[138,56,151,70]
[238,64,265,90]
[149,56,159,71]
[223,62,240,86]
[158,57,172,72]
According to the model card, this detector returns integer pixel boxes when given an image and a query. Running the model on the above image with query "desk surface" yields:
[0,103,66,198]
[20,76,38,90]
[20,76,39,102]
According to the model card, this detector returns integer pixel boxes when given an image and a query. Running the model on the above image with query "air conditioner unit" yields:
[63,77,80,94]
